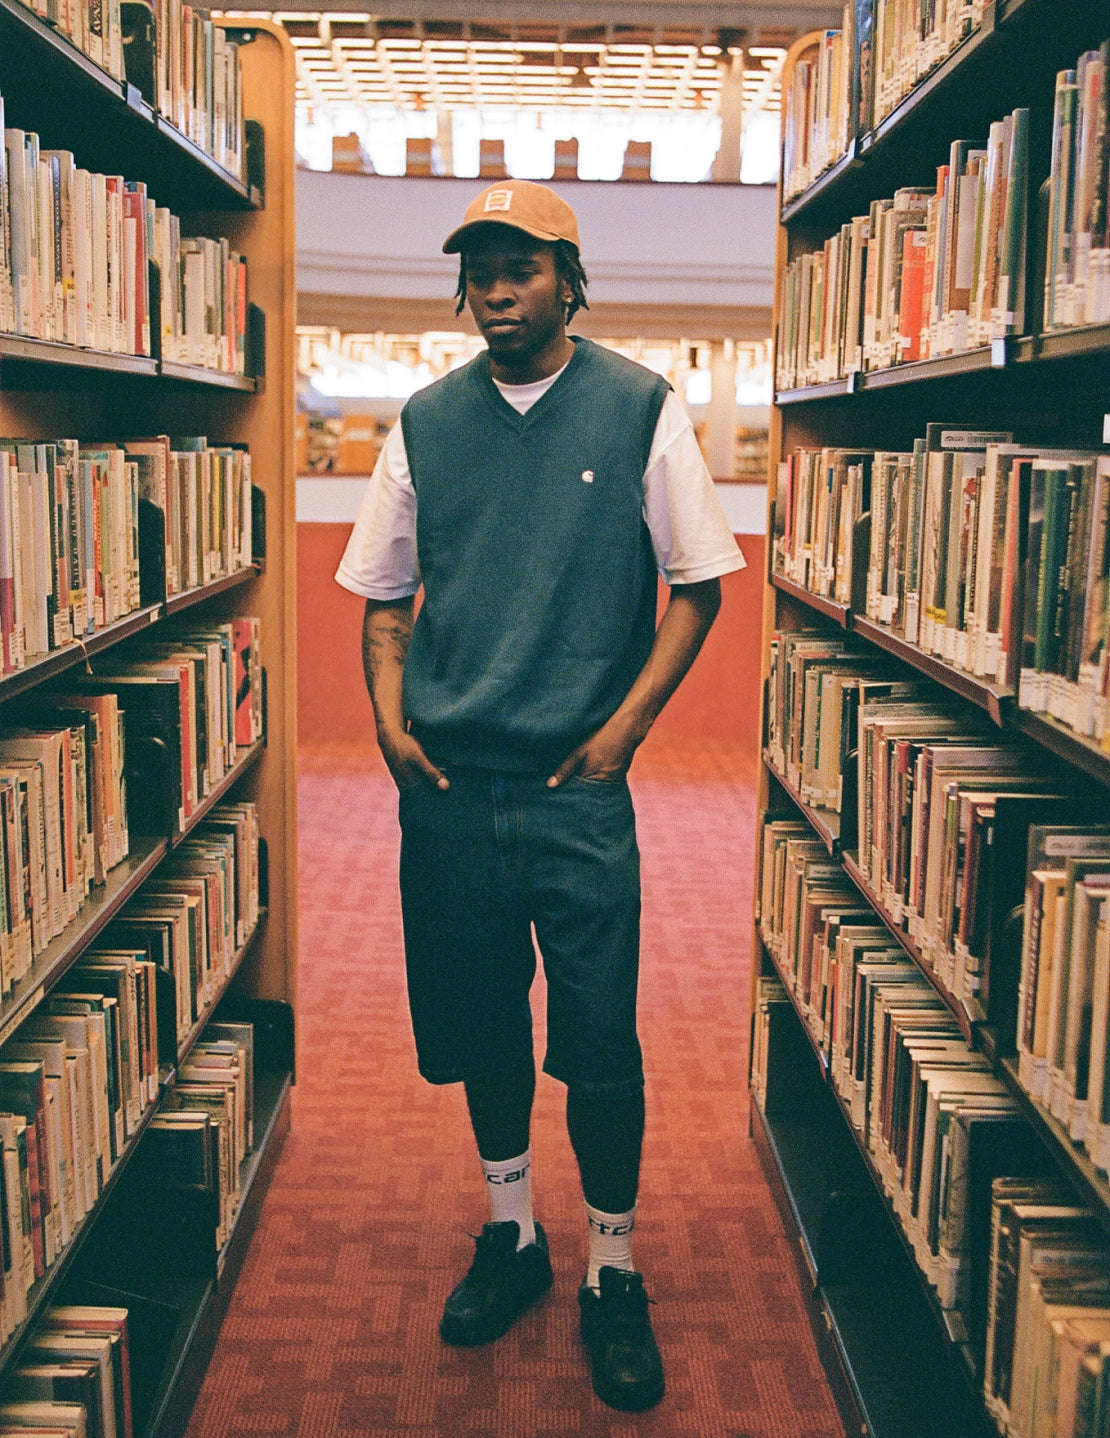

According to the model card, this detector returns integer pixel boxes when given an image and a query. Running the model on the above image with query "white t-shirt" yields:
[335,371,745,600]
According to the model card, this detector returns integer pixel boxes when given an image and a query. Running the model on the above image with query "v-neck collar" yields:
[479,336,587,429]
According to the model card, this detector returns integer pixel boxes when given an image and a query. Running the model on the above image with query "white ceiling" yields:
[283,18,786,117]
[226,0,842,28]
[223,2,841,118]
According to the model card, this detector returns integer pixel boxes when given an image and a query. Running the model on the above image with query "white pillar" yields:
[711,53,745,184]
[704,340,737,479]
[436,111,454,176]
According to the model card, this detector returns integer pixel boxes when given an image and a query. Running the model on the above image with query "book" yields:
[12,1346,114,1438]
[1046,68,1080,330]
[4,1036,82,1246]
[984,1186,1095,1423]
[0,139,246,364]
[130,1110,212,1191]
[0,1401,88,1437]
[44,995,122,1163]
[0,1112,33,1334]
[54,957,143,1138]
[778,109,1030,388]
[42,1306,133,1438]
[0,1059,54,1275]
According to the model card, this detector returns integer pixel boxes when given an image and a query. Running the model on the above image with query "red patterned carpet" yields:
[184,734,846,1438]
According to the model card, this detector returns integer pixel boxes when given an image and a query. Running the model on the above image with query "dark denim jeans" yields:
[398,766,644,1099]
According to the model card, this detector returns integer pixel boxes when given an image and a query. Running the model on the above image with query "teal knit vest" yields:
[399,337,669,772]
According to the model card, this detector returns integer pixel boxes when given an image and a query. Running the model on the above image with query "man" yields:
[336,179,744,1412]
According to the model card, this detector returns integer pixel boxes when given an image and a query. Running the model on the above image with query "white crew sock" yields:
[480,1150,535,1250]
[585,1202,636,1292]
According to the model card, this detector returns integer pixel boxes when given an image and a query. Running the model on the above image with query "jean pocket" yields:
[398,777,437,805]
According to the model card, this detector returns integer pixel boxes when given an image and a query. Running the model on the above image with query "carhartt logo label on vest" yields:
[484,189,514,213]
[582,470,595,483]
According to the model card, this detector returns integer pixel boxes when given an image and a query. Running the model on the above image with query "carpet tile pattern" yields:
[184,736,846,1438]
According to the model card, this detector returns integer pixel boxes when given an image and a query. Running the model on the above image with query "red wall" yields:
[297,522,765,755]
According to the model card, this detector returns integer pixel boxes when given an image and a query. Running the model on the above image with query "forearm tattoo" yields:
[362,608,413,693]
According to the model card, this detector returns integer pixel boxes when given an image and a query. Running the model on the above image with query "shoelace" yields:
[466,1230,515,1279]
[599,1281,654,1326]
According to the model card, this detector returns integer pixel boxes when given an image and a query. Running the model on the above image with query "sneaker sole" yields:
[588,1367,666,1413]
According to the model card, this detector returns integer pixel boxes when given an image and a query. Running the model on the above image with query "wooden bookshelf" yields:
[172,905,269,1067]
[0,16,296,1436]
[838,849,985,1038]
[771,572,851,627]
[848,616,1013,725]
[1010,710,1110,788]
[755,12,1110,1437]
[163,566,261,618]
[0,335,160,375]
[158,362,260,391]
[763,750,841,855]
[775,326,1110,408]
[780,0,1110,231]
[0,0,258,210]
[758,927,994,1403]
[776,376,853,406]
[858,346,1000,390]
[0,1081,166,1377]
[749,1017,995,1438]
[171,740,267,843]
[0,838,167,1050]
[996,1056,1110,1238]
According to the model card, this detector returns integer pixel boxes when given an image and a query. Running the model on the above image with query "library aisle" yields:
[182,731,845,1437]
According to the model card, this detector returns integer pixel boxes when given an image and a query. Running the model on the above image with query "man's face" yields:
[463,230,572,367]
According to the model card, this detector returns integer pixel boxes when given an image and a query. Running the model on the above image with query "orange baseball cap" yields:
[442,179,581,254]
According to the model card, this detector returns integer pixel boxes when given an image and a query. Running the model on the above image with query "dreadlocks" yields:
[554,240,590,323]
[454,238,590,323]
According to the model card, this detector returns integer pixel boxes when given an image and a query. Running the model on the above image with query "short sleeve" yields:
[334,420,421,600]
[642,391,747,586]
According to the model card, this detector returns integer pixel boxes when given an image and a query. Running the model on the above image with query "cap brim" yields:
[442,217,567,254]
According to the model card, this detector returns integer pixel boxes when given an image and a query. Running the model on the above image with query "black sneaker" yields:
[578,1266,665,1412]
[440,1220,553,1346]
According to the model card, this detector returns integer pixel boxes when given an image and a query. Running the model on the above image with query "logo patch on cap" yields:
[483,189,514,213]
